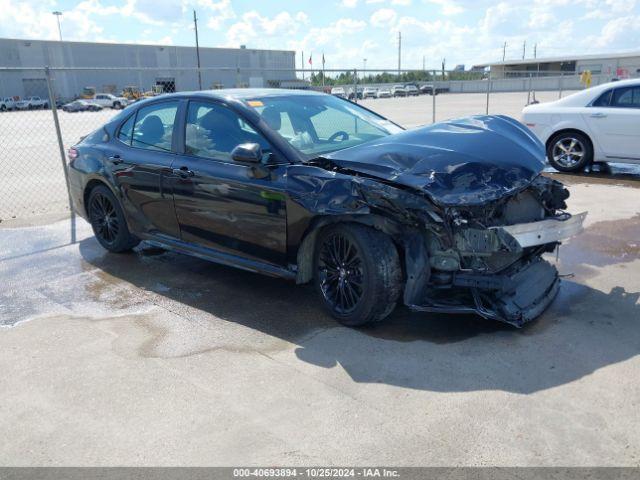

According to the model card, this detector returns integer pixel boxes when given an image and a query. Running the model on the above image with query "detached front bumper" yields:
[410,257,560,327]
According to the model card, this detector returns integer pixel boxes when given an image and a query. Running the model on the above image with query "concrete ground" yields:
[1,167,640,466]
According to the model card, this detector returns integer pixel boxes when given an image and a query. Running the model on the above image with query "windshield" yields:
[247,94,403,157]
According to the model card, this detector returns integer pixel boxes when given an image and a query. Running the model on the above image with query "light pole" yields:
[362,58,367,81]
[52,11,63,41]
[193,10,202,90]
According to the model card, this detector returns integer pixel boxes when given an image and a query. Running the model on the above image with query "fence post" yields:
[558,73,563,99]
[485,70,491,115]
[432,71,436,123]
[353,68,358,103]
[45,66,75,240]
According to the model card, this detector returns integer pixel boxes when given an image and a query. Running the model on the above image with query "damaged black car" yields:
[67,89,586,328]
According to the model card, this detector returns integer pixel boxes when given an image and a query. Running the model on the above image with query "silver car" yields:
[62,100,103,112]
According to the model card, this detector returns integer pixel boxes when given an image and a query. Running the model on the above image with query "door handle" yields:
[172,167,195,178]
[590,112,607,118]
[108,154,123,165]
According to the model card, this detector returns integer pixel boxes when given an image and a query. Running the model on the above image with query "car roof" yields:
[554,77,640,107]
[166,88,326,101]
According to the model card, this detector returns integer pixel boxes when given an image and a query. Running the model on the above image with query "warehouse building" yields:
[474,51,640,79]
[0,38,296,100]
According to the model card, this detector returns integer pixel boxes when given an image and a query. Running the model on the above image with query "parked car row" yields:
[1,96,49,111]
[1,93,131,112]
[330,83,449,100]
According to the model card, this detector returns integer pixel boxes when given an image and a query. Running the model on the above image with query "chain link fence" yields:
[0,65,630,222]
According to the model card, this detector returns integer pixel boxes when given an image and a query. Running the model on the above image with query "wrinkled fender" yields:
[285,165,435,288]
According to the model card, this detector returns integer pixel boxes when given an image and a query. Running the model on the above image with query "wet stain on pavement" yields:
[560,214,640,278]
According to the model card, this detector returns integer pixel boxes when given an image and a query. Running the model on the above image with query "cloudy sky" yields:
[0,0,639,68]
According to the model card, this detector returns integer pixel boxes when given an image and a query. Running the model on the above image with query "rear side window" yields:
[612,87,640,108]
[121,102,179,152]
[117,115,135,144]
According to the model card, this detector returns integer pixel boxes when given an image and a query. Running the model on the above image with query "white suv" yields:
[15,96,49,110]
[0,97,17,111]
[92,93,129,109]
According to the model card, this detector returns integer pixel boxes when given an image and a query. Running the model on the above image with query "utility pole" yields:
[522,40,526,60]
[301,51,304,80]
[52,11,63,41]
[193,10,202,90]
[502,41,507,61]
[422,55,425,71]
[533,43,537,59]
[397,31,401,79]
[441,58,445,80]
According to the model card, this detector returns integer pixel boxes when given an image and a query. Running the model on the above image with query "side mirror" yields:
[231,143,262,163]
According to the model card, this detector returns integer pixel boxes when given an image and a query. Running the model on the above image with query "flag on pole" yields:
[308,54,312,65]
[322,53,325,67]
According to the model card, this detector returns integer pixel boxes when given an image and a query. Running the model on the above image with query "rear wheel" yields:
[314,224,402,327]
[88,185,139,253]
[547,131,593,172]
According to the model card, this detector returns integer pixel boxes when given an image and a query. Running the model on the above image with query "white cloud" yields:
[425,0,464,15]
[585,14,640,47]
[341,0,359,7]
[370,8,398,27]
[225,10,310,47]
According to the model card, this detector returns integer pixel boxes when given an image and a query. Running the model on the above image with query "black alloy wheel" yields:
[314,224,402,327]
[89,191,120,246]
[317,232,364,315]
[87,185,139,253]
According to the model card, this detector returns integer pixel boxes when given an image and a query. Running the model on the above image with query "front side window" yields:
[612,87,640,108]
[131,102,178,152]
[246,94,402,156]
[185,101,269,161]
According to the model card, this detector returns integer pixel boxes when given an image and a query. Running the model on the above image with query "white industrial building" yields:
[0,38,296,100]
[474,51,640,79]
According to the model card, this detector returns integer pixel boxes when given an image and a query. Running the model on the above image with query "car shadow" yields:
[79,237,640,395]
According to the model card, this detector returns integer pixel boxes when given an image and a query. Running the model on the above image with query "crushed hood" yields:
[322,115,546,207]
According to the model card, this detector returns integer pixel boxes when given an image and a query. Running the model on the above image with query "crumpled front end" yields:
[292,115,586,327]
[405,175,586,327]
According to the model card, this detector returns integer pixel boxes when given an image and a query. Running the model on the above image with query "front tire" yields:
[547,131,593,172]
[314,224,402,327]
[88,185,139,253]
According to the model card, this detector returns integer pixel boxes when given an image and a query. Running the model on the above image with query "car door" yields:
[584,85,640,160]
[170,99,288,266]
[108,99,181,238]
[94,94,108,107]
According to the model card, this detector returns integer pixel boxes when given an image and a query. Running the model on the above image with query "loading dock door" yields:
[22,78,48,98]
[155,78,176,93]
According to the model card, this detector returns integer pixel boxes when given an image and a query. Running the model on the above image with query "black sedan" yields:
[68,89,585,327]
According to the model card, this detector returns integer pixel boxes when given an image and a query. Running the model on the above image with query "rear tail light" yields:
[525,123,536,127]
[67,147,78,162]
